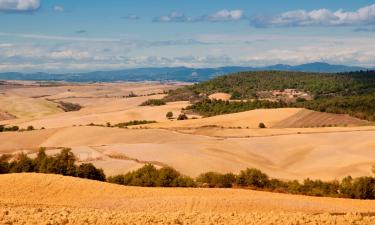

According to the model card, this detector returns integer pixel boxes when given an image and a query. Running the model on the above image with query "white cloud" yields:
[206,9,245,22]
[53,5,64,12]
[0,0,40,12]
[154,9,245,23]
[122,14,140,20]
[153,11,194,22]
[253,3,375,27]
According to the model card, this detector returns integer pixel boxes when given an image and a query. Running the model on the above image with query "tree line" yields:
[2,149,375,200]
[0,148,105,181]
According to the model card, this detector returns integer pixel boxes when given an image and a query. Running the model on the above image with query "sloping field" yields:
[146,108,304,129]
[0,111,15,121]
[0,173,375,225]
[0,94,62,119]
[1,126,375,180]
[2,96,189,129]
[275,109,370,128]
[143,108,369,130]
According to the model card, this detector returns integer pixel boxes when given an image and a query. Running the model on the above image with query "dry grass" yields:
[0,173,375,225]
[1,126,375,179]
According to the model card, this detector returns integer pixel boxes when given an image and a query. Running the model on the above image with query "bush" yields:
[351,177,375,199]
[156,167,182,187]
[0,162,9,174]
[9,153,35,173]
[108,164,196,187]
[177,114,188,120]
[27,125,34,131]
[258,122,266,128]
[166,111,173,119]
[58,101,82,112]
[77,163,106,181]
[1,148,106,182]
[140,99,166,106]
[236,168,269,188]
[114,120,156,128]
[197,172,236,188]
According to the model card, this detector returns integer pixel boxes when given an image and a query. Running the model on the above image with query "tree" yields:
[258,122,266,128]
[236,168,269,188]
[351,177,375,199]
[47,148,77,176]
[77,163,106,181]
[166,111,173,119]
[9,153,34,173]
[27,125,34,131]
[177,114,188,120]
[156,167,181,187]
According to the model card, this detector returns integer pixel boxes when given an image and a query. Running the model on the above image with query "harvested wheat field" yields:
[0,173,375,225]
[144,108,370,130]
[1,126,375,180]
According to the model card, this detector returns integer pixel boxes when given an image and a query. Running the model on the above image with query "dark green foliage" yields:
[27,125,34,131]
[0,162,9,174]
[108,164,197,187]
[58,101,82,112]
[0,148,106,182]
[236,168,269,188]
[186,99,287,117]
[167,70,375,121]
[47,148,77,176]
[196,172,236,188]
[300,179,339,197]
[9,153,35,173]
[167,70,375,101]
[177,114,188,120]
[0,125,19,132]
[258,122,266,128]
[77,163,106,181]
[140,99,166,106]
[114,120,156,128]
[351,177,375,199]
[296,94,375,121]
[166,111,173,119]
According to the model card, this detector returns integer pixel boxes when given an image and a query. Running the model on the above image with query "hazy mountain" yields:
[0,62,369,82]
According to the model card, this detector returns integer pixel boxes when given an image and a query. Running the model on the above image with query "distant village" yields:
[257,89,312,102]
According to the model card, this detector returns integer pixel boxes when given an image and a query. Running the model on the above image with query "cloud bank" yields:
[0,0,40,12]
[154,9,245,22]
[253,4,375,27]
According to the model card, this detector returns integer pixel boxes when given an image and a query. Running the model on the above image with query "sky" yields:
[0,0,375,73]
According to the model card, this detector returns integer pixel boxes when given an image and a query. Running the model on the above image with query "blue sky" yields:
[0,0,374,72]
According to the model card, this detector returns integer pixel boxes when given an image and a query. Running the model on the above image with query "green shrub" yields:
[58,101,82,112]
[140,99,166,106]
[108,164,196,187]
[27,125,34,131]
[197,172,236,188]
[177,114,188,120]
[0,162,9,174]
[351,177,375,199]
[166,111,173,119]
[114,120,156,128]
[258,122,266,128]
[9,153,35,173]
[236,168,269,188]
[77,163,106,181]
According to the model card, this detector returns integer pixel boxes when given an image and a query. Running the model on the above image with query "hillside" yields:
[1,173,375,225]
[167,70,375,122]
[0,63,368,82]
[1,125,375,179]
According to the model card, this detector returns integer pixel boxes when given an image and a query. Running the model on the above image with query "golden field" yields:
[1,81,375,224]
[1,173,375,225]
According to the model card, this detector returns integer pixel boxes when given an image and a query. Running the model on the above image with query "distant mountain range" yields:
[0,62,371,82]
